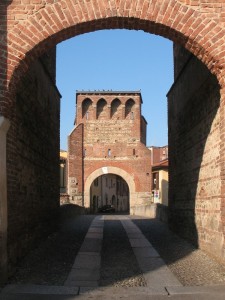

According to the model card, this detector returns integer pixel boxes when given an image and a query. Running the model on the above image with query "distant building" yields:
[68,91,152,213]
[90,174,129,213]
[149,146,168,205]
[60,150,69,204]
[60,150,67,193]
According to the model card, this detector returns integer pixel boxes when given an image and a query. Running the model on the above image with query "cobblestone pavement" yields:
[132,216,225,286]
[6,209,225,288]
[100,215,146,287]
[7,206,95,285]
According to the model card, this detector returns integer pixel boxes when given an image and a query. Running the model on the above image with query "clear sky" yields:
[56,29,173,150]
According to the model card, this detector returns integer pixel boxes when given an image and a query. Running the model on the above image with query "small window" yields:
[133,149,135,155]
[108,149,111,156]
[83,149,86,157]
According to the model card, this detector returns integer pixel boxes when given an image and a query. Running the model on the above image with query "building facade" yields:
[149,146,169,205]
[68,91,152,213]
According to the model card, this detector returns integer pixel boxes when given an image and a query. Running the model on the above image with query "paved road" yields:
[1,214,225,299]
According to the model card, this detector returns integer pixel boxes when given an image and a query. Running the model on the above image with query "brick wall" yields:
[168,45,223,260]
[6,51,61,274]
[68,92,152,210]
[68,123,84,206]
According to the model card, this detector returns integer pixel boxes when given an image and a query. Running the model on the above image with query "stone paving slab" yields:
[126,232,145,239]
[2,284,225,300]
[64,216,104,288]
[143,263,182,287]
[120,217,182,288]
[66,268,100,282]
[166,285,225,295]
[79,286,168,295]
[123,227,141,233]
[1,284,79,295]
[129,238,152,247]
[64,280,98,287]
[2,292,225,300]
[137,257,166,271]
[133,246,160,258]
[72,253,101,269]
[79,238,102,252]
[85,232,103,239]
[88,227,103,233]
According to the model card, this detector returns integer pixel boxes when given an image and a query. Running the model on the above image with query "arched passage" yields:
[1,0,225,282]
[90,174,130,213]
[84,166,136,210]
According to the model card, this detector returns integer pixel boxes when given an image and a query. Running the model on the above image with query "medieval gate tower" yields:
[68,91,152,213]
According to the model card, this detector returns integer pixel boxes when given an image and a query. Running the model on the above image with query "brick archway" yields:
[1,0,225,283]
[84,166,136,209]
[3,0,225,114]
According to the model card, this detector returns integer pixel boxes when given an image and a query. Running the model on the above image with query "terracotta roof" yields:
[152,158,168,170]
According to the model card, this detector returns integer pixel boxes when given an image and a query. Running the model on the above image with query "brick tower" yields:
[68,91,152,213]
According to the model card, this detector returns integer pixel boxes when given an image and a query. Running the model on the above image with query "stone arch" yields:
[111,98,122,119]
[84,166,136,209]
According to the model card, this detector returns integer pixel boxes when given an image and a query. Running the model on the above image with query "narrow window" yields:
[108,149,111,156]
[83,149,86,157]
[133,149,136,155]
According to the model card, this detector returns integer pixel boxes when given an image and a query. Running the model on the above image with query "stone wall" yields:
[6,51,61,274]
[168,45,223,260]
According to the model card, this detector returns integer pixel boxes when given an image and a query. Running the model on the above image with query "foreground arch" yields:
[1,0,225,283]
[2,0,225,105]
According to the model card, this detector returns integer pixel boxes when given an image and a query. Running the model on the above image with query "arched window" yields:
[111,98,121,118]
[82,98,92,119]
[125,98,135,119]
[97,98,107,119]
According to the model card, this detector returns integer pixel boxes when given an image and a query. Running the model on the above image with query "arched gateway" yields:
[1,0,225,282]
[84,166,136,211]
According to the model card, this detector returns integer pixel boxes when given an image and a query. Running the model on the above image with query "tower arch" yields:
[84,166,136,209]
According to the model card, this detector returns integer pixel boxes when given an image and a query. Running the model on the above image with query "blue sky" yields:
[56,29,173,150]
